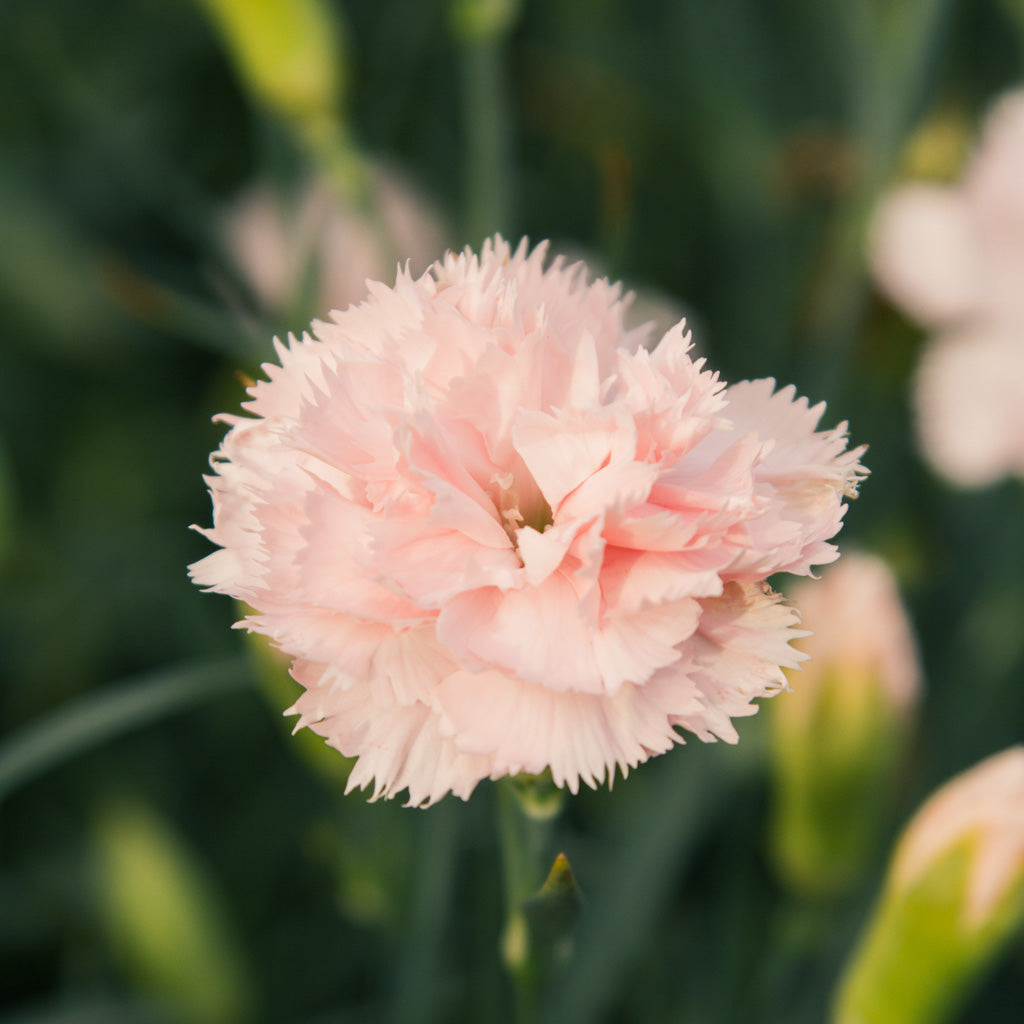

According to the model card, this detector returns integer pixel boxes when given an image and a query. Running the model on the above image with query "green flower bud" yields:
[770,554,921,897]
[834,747,1024,1024]
[450,0,521,43]
[195,0,345,129]
[93,798,252,1024]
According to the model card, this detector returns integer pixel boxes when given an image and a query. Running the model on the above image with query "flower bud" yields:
[196,0,362,198]
[898,107,971,183]
[769,553,921,896]
[93,798,251,1024]
[196,0,345,129]
[450,0,521,43]
[834,747,1024,1024]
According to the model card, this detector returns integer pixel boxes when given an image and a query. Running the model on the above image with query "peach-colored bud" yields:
[770,553,921,895]
[789,552,921,716]
[892,746,1024,930]
[834,747,1024,1024]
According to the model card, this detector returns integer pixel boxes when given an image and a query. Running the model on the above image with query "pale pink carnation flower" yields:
[869,89,1024,487]
[191,236,866,806]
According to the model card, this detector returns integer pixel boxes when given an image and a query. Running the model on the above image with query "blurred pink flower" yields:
[870,90,1024,487]
[191,237,866,805]
[222,165,447,317]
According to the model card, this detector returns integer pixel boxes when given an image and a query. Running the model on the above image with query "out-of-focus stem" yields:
[299,115,371,210]
[461,39,511,243]
[390,800,461,1024]
[806,0,955,396]
[452,0,520,242]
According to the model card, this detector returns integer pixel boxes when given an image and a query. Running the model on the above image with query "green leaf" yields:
[0,657,252,805]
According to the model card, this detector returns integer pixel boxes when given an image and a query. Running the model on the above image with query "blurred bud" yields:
[505,771,566,823]
[221,166,448,324]
[504,851,584,992]
[898,107,971,183]
[522,852,585,957]
[770,553,921,897]
[450,0,521,43]
[834,747,1024,1024]
[93,798,252,1024]
[196,0,344,129]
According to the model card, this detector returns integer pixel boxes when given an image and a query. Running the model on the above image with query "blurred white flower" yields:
[870,89,1024,487]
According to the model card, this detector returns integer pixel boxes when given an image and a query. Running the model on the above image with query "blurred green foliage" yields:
[2,1,1024,1022]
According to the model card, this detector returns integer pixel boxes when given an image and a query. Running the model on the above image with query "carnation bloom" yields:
[191,236,866,805]
[870,90,1024,487]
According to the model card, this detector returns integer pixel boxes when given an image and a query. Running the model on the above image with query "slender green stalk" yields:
[806,0,955,396]
[541,743,756,1024]
[461,38,512,243]
[389,800,461,1024]
[496,775,563,1024]
[451,0,521,242]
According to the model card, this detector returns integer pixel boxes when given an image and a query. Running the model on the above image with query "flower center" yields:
[491,471,553,546]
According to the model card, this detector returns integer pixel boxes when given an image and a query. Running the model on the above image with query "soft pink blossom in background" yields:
[222,165,447,318]
[870,90,1024,487]
[191,236,866,805]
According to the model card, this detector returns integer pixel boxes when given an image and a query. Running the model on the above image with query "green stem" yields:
[389,800,461,1024]
[496,776,562,1024]
[458,28,513,243]
[300,115,371,210]
[806,0,955,396]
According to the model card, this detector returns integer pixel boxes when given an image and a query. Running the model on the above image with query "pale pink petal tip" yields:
[191,235,866,804]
